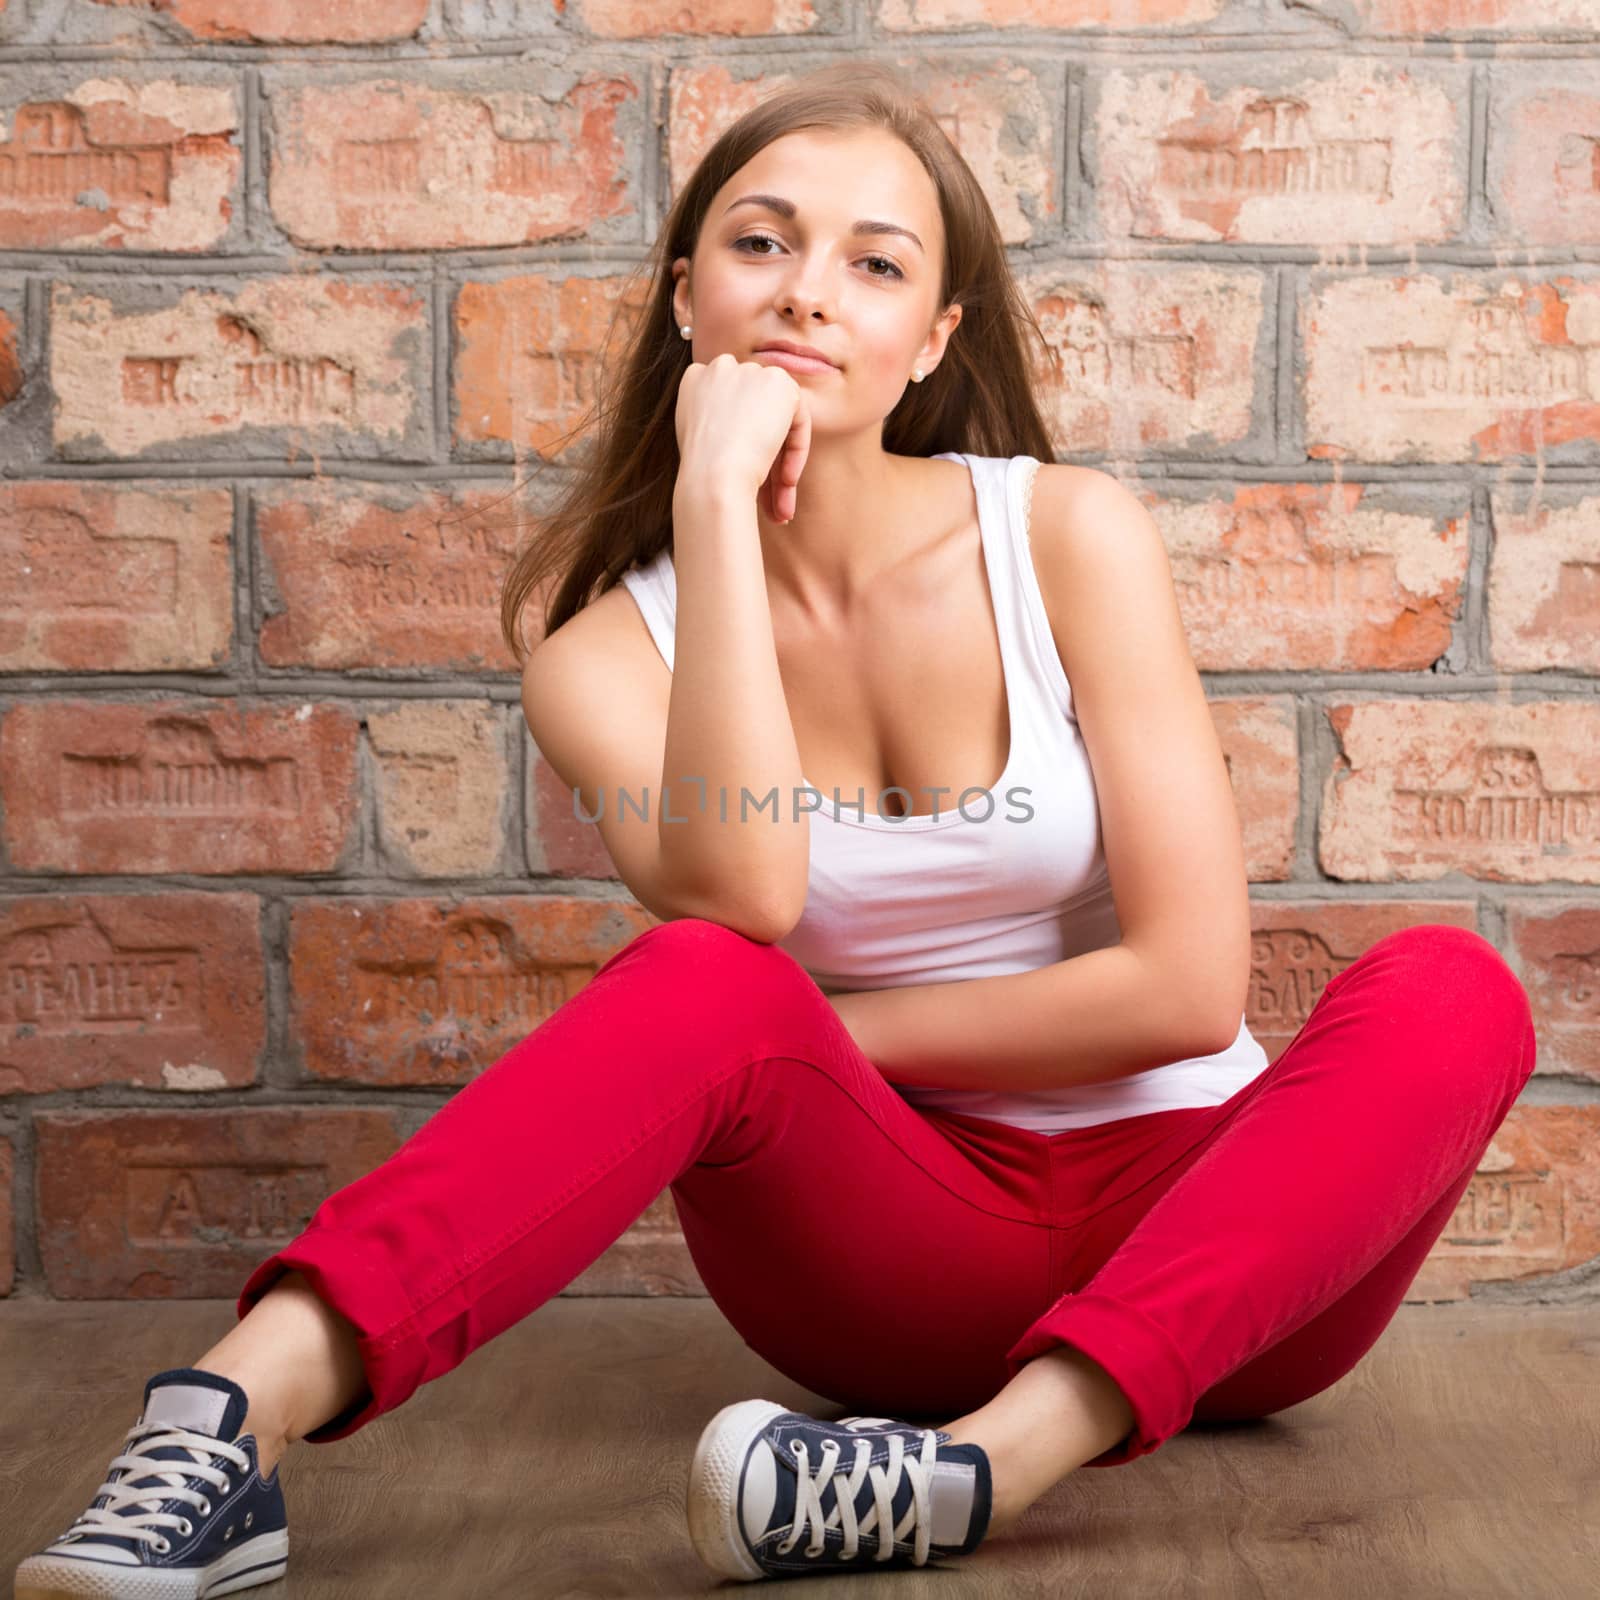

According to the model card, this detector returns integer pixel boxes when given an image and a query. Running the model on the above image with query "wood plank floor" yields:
[3,1297,1596,1598]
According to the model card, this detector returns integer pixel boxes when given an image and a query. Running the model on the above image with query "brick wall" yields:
[1,1,1596,1308]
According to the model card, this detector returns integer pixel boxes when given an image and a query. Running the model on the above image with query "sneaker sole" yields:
[685,1397,789,1582]
[13,1529,288,1600]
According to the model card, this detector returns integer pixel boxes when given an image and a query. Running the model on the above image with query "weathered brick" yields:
[0,699,360,875]
[1302,271,1600,464]
[1320,701,1600,883]
[1094,58,1466,244]
[1210,697,1298,881]
[1163,482,1467,671]
[34,1108,406,1298]
[49,277,430,461]
[254,481,526,672]
[0,892,264,1095]
[0,481,233,673]
[565,1188,706,1297]
[0,73,239,252]
[1016,261,1268,455]
[1488,64,1600,248]
[0,302,21,410]
[668,59,1058,246]
[1300,0,1596,36]
[1504,899,1600,1084]
[526,739,622,881]
[581,0,826,37]
[452,272,651,456]
[0,1139,13,1296]
[265,69,642,251]
[1247,899,1478,1058]
[287,895,656,1086]
[368,700,512,878]
[84,0,430,44]
[1409,1106,1600,1301]
[879,0,1225,26]
[1487,488,1600,673]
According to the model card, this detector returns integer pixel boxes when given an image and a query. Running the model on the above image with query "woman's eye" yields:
[732,232,903,280]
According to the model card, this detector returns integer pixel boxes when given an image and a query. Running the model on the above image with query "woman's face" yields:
[671,126,959,431]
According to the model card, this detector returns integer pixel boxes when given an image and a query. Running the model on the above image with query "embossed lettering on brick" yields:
[288,896,655,1086]
[1095,61,1465,244]
[0,700,360,874]
[1321,703,1600,883]
[1410,1108,1600,1300]
[255,481,527,670]
[35,1109,405,1297]
[0,482,233,671]
[0,893,264,1095]
[1165,483,1467,670]
[267,74,641,250]
[1304,275,1600,464]
[50,278,428,459]
[453,272,650,454]
[0,79,238,251]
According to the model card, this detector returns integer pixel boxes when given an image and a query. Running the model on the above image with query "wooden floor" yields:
[3,1296,1595,1597]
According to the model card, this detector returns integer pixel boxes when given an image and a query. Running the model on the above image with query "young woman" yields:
[16,63,1537,1596]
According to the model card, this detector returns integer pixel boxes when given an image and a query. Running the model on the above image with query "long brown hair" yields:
[497,60,1057,668]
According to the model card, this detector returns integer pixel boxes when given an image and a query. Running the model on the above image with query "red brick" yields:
[0,304,21,409]
[0,893,264,1095]
[34,1108,406,1298]
[1210,697,1298,881]
[583,0,822,35]
[1247,899,1478,1058]
[49,277,430,461]
[1486,489,1600,673]
[0,75,238,251]
[1488,65,1600,248]
[287,895,656,1087]
[879,0,1222,26]
[1094,59,1466,244]
[565,1188,707,1297]
[255,481,527,671]
[1320,701,1600,883]
[0,699,360,875]
[669,60,1056,246]
[265,70,641,251]
[0,482,233,672]
[368,700,513,878]
[1410,1105,1600,1301]
[526,743,622,881]
[1327,0,1589,35]
[1504,899,1600,1084]
[453,272,651,454]
[1015,261,1266,453]
[1164,482,1467,670]
[1303,273,1600,463]
[0,1139,13,1297]
[87,0,429,43]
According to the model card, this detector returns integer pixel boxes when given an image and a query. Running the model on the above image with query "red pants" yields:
[237,919,1537,1468]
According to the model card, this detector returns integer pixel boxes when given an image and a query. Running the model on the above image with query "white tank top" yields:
[619,451,1269,1133]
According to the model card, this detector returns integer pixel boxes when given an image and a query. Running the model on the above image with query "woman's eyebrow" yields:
[721,193,924,254]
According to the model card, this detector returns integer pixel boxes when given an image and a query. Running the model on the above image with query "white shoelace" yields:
[58,1420,250,1555]
[776,1428,940,1565]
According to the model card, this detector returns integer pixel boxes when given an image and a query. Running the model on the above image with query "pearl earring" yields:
[680,325,692,338]
[911,367,924,382]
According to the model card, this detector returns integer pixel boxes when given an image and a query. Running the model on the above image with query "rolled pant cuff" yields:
[235,1226,428,1444]
[1004,1290,1196,1467]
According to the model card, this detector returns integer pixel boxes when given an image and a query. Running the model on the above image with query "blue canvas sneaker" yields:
[13,1366,288,1599]
[687,1398,993,1581]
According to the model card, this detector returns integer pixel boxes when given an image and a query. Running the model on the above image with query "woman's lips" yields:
[753,348,839,375]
